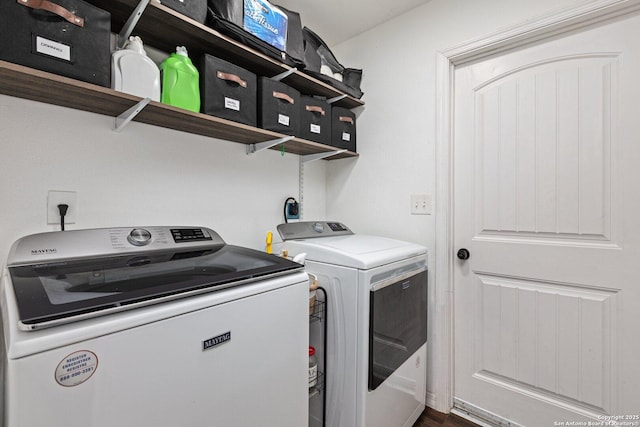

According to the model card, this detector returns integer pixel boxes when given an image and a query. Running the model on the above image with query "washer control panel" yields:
[277,221,352,240]
[7,226,224,266]
[171,228,213,243]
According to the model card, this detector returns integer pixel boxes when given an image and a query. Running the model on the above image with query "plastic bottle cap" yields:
[176,46,189,57]
[309,346,315,356]
[125,36,146,55]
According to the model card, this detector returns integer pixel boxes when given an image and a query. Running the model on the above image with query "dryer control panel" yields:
[277,221,353,240]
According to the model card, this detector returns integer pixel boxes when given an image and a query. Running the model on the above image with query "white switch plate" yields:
[411,194,432,215]
[47,190,77,225]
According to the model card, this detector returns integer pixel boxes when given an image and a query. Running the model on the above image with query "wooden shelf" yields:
[86,0,365,109]
[0,0,362,159]
[0,60,358,159]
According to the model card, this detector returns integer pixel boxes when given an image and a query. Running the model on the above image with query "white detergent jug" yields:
[111,36,160,101]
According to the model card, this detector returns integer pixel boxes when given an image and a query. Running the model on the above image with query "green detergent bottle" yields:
[160,46,200,112]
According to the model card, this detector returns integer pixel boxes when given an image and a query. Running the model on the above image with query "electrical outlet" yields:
[410,194,432,215]
[47,190,77,225]
[286,201,300,220]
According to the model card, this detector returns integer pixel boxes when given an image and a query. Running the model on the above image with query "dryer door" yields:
[368,266,427,390]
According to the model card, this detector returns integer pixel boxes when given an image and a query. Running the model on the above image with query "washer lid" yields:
[283,234,427,269]
[6,227,303,330]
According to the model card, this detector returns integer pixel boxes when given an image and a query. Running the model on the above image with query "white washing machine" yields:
[0,226,309,427]
[278,221,428,427]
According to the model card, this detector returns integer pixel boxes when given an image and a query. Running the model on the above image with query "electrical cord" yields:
[57,204,68,231]
[283,197,297,223]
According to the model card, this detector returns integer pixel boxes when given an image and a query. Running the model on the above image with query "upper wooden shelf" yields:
[85,0,365,109]
[0,60,358,160]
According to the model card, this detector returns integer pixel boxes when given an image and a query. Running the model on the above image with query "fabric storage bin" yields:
[0,0,111,87]
[331,107,356,152]
[206,0,305,69]
[199,54,257,126]
[160,0,207,23]
[258,77,300,135]
[299,95,330,146]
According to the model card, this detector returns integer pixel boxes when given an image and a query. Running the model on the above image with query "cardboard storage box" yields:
[0,0,111,87]
[258,77,300,136]
[299,96,331,145]
[200,54,257,126]
[331,107,356,152]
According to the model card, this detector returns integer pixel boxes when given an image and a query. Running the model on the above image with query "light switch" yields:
[410,194,432,215]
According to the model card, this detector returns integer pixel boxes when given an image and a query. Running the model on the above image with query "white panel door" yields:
[454,12,640,426]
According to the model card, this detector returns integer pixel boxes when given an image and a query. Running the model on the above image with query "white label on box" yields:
[278,114,290,126]
[225,97,240,111]
[36,36,71,62]
[310,124,321,134]
[342,132,351,142]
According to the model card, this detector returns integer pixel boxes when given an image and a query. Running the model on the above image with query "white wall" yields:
[328,0,585,410]
[329,0,587,243]
[0,94,327,263]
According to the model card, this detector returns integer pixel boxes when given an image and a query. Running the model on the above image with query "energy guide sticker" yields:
[55,350,98,387]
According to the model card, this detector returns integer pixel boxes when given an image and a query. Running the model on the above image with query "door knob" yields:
[457,248,470,260]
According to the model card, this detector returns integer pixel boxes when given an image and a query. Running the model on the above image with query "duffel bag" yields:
[206,0,305,70]
[302,26,363,99]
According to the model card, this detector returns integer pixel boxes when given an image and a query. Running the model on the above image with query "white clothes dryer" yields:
[278,221,428,427]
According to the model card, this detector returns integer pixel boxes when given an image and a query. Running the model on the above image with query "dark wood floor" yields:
[413,407,480,427]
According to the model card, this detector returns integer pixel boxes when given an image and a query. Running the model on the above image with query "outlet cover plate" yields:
[285,201,300,220]
[47,190,77,224]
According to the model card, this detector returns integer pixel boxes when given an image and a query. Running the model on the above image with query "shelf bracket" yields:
[246,136,294,155]
[327,94,347,104]
[271,68,298,82]
[301,149,347,163]
[115,98,151,132]
[118,0,151,48]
